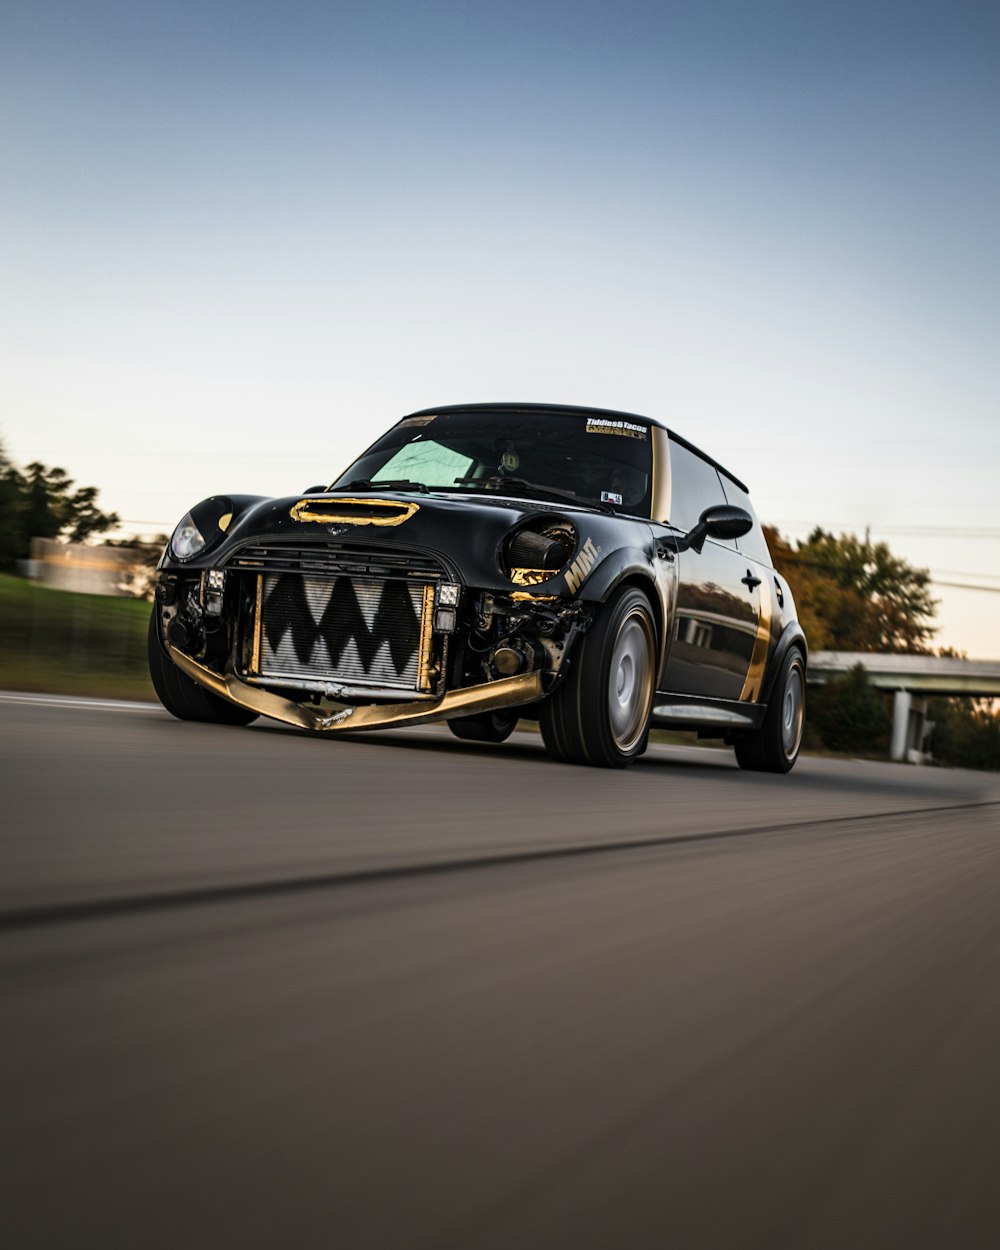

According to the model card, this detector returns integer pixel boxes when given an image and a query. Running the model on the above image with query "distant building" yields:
[27,538,147,597]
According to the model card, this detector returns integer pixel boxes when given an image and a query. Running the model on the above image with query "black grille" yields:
[227,541,445,581]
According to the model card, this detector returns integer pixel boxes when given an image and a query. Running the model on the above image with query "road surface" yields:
[3,693,999,1249]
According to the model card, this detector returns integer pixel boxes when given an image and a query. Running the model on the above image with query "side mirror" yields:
[669,504,753,554]
[303,484,328,494]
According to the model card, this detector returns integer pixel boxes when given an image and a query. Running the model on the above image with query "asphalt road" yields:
[3,693,1000,1249]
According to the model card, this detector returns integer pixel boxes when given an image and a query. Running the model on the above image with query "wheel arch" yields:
[577,552,665,652]
[761,621,808,707]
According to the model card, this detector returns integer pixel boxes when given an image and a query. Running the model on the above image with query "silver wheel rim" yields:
[781,664,805,759]
[608,608,654,752]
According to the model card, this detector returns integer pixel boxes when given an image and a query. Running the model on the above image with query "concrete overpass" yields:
[808,651,1000,762]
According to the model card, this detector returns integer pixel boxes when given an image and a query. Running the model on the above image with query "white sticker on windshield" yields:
[585,417,647,440]
[601,490,623,505]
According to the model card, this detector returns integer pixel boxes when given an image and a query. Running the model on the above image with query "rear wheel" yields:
[733,648,805,773]
[147,610,259,726]
[540,585,656,768]
[447,710,519,743]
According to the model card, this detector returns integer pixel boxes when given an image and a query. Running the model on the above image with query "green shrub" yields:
[809,664,890,755]
[928,698,1000,772]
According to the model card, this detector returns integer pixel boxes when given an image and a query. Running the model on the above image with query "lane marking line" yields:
[0,692,162,712]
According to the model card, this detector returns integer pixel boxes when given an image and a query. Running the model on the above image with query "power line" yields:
[772,521,1000,539]
[931,581,1000,593]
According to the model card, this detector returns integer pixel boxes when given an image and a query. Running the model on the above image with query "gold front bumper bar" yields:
[167,645,545,733]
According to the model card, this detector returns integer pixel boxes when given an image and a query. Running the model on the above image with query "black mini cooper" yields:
[149,403,807,771]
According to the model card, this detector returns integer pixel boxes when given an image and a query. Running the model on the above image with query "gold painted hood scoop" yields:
[289,497,419,527]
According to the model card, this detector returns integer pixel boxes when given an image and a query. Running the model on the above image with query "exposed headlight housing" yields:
[500,517,577,586]
[170,513,207,561]
[168,497,234,562]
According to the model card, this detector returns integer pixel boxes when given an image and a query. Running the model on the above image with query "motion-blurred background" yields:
[4,0,997,763]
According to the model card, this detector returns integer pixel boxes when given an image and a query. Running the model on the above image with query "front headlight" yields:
[170,512,207,560]
[168,497,234,562]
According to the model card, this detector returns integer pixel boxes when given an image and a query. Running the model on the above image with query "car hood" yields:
[161,488,655,596]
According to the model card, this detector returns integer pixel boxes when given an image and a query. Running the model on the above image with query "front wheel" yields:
[147,611,259,726]
[733,648,805,773]
[540,585,656,768]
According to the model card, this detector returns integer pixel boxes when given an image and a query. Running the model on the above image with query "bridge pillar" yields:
[890,690,930,762]
[891,690,911,761]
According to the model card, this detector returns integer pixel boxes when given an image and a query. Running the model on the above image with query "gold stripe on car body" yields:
[739,572,773,702]
[417,583,435,691]
[250,574,263,675]
[650,426,672,522]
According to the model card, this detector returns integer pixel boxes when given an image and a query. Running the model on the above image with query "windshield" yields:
[331,410,653,517]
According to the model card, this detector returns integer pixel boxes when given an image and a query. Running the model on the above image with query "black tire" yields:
[540,585,656,768]
[734,648,805,773]
[147,610,259,726]
[447,710,519,743]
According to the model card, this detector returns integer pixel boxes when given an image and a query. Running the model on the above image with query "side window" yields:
[720,478,772,567]
[667,440,729,536]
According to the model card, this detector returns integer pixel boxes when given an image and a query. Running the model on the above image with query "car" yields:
[149,402,807,771]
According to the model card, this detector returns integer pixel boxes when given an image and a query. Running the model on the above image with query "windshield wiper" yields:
[338,478,430,494]
[453,475,613,514]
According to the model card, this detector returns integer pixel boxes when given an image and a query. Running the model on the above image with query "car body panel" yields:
[151,402,806,756]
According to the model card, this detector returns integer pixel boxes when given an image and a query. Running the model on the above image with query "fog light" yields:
[204,568,225,617]
[491,645,524,676]
[437,582,461,607]
[167,617,202,651]
[434,606,457,633]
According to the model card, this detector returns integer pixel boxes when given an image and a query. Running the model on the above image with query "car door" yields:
[658,440,760,700]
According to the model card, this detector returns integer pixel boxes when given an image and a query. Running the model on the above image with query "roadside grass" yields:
[0,573,155,700]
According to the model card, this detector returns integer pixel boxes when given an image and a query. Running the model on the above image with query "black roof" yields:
[404,402,749,494]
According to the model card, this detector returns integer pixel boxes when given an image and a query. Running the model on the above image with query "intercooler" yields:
[249,572,435,695]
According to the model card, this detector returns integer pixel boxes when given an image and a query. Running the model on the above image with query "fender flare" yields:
[760,621,808,707]
[573,548,671,677]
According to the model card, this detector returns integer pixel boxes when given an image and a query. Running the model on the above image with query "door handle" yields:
[741,569,762,592]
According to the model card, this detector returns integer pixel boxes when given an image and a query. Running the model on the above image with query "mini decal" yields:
[601,490,623,505]
[585,417,647,440]
[564,537,600,595]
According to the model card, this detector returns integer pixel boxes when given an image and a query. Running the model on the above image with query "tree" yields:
[0,439,27,570]
[0,437,120,570]
[763,526,937,653]
[927,698,1000,772]
[20,461,119,544]
[105,534,169,599]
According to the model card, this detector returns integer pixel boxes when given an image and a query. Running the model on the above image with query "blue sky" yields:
[2,1,998,652]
